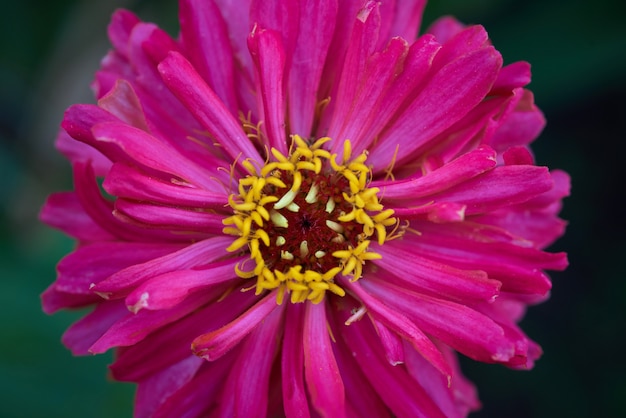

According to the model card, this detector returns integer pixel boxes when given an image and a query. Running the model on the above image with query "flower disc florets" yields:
[224,135,396,304]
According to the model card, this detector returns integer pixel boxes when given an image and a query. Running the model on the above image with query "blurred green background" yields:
[1,0,624,417]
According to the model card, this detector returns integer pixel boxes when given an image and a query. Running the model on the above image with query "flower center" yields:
[223,135,396,304]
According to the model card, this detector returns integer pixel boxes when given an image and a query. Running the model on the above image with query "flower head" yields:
[41,0,569,416]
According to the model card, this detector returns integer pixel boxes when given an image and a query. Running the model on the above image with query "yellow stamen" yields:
[223,135,399,304]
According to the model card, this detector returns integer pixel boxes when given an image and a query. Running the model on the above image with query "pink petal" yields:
[374,242,501,303]
[229,303,285,417]
[326,1,381,152]
[287,0,337,136]
[247,26,288,154]
[103,162,228,209]
[403,341,460,418]
[179,0,239,114]
[390,165,554,218]
[61,300,128,355]
[39,191,114,242]
[97,79,149,131]
[370,44,502,167]
[56,242,182,295]
[124,257,241,312]
[111,288,256,382]
[339,310,447,417]
[55,129,111,176]
[134,355,203,418]
[385,0,427,42]
[303,302,346,416]
[90,291,210,353]
[114,199,225,234]
[362,278,517,363]
[90,121,215,189]
[153,355,235,418]
[192,292,280,360]
[281,303,310,418]
[340,277,451,378]
[374,146,497,199]
[403,221,566,295]
[107,9,140,57]
[92,236,232,299]
[425,15,466,43]
[329,310,391,417]
[491,61,532,94]
[487,89,546,152]
[327,37,410,150]
[40,285,101,314]
[158,51,263,164]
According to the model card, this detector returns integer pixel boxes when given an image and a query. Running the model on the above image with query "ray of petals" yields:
[97,79,149,131]
[157,51,263,164]
[327,37,409,148]
[179,0,238,114]
[491,61,532,94]
[474,170,570,248]
[107,9,140,55]
[229,303,285,417]
[134,355,203,418]
[303,302,346,417]
[339,311,447,417]
[114,199,225,234]
[126,22,209,135]
[73,162,169,242]
[55,242,183,295]
[439,346,481,414]
[39,191,115,242]
[387,0,427,42]
[330,314,392,418]
[374,146,497,198]
[425,15,465,44]
[361,278,517,364]
[403,221,567,294]
[55,130,112,176]
[111,289,257,382]
[414,93,518,165]
[191,292,281,360]
[92,236,233,298]
[153,352,237,418]
[89,291,211,354]
[124,257,242,312]
[370,46,502,168]
[250,0,299,57]
[328,1,380,154]
[61,300,128,355]
[211,0,252,68]
[41,284,102,314]
[287,0,337,136]
[104,162,229,209]
[247,26,288,154]
[390,165,554,218]
[336,34,442,156]
[402,341,462,418]
[281,303,311,418]
[315,0,363,125]
[487,90,546,152]
[339,277,451,378]
[429,25,489,73]
[90,121,215,189]
[371,318,405,366]
[374,242,501,303]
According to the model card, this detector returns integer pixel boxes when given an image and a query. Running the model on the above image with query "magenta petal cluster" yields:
[41,0,569,417]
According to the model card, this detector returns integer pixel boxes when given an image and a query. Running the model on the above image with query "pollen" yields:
[223,135,397,304]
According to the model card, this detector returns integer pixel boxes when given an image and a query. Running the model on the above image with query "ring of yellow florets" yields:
[223,135,396,304]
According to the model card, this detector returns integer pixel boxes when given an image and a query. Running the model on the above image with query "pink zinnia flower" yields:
[41,0,569,416]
